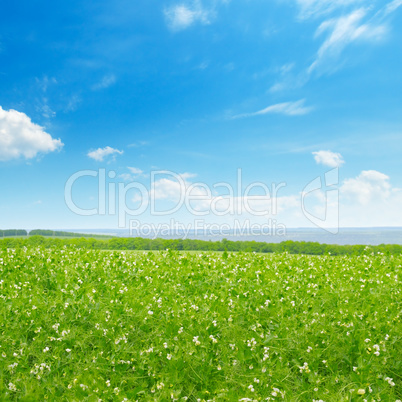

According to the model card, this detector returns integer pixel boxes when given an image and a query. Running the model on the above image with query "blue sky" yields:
[1,0,402,230]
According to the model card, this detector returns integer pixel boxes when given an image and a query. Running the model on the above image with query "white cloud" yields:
[128,167,144,175]
[268,63,307,93]
[164,1,212,31]
[294,0,363,20]
[92,74,116,90]
[297,168,402,227]
[0,106,63,161]
[308,1,402,74]
[308,8,387,74]
[119,167,145,181]
[127,140,149,148]
[198,61,209,70]
[280,62,295,74]
[39,100,56,119]
[383,0,402,16]
[35,76,57,92]
[119,173,133,181]
[179,172,197,180]
[34,76,58,119]
[150,173,196,201]
[337,169,402,226]
[341,170,391,204]
[65,94,81,112]
[277,1,402,80]
[269,73,309,93]
[233,99,313,119]
[313,150,345,167]
[87,146,123,161]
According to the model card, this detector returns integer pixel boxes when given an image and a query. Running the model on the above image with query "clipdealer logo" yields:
[65,168,339,233]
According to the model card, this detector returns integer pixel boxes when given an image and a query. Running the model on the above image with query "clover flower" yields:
[384,377,395,386]
[8,383,17,391]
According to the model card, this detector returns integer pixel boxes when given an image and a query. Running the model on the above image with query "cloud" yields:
[383,0,402,16]
[340,170,391,204]
[269,68,308,93]
[128,167,144,175]
[164,1,212,31]
[337,169,402,226]
[87,146,123,161]
[268,63,296,93]
[38,100,56,119]
[308,2,402,74]
[34,76,58,119]
[294,167,402,227]
[198,61,209,70]
[127,140,149,148]
[278,1,402,82]
[313,150,345,167]
[150,172,196,201]
[233,99,313,119]
[0,106,63,161]
[294,0,363,20]
[119,167,146,181]
[35,76,57,92]
[92,74,117,90]
[65,94,81,112]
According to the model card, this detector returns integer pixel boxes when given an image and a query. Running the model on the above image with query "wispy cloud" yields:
[383,0,402,16]
[308,1,402,74]
[34,76,58,119]
[308,8,387,74]
[119,167,146,181]
[65,94,81,112]
[295,0,364,20]
[198,61,209,70]
[313,150,345,167]
[269,63,308,93]
[232,99,313,119]
[164,1,212,31]
[127,140,149,148]
[273,1,402,87]
[92,74,117,90]
[87,146,123,161]
[37,100,56,119]
[35,76,57,92]
[128,167,144,175]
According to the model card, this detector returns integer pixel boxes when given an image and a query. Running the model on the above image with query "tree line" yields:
[0,229,28,237]
[28,229,96,237]
[0,229,99,237]
[1,235,402,256]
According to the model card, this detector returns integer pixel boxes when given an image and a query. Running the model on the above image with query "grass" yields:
[0,247,401,401]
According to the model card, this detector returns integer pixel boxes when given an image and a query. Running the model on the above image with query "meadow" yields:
[0,247,401,401]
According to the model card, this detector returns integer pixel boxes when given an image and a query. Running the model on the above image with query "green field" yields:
[0,247,401,401]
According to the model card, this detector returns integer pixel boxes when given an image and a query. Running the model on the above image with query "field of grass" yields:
[0,247,401,401]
